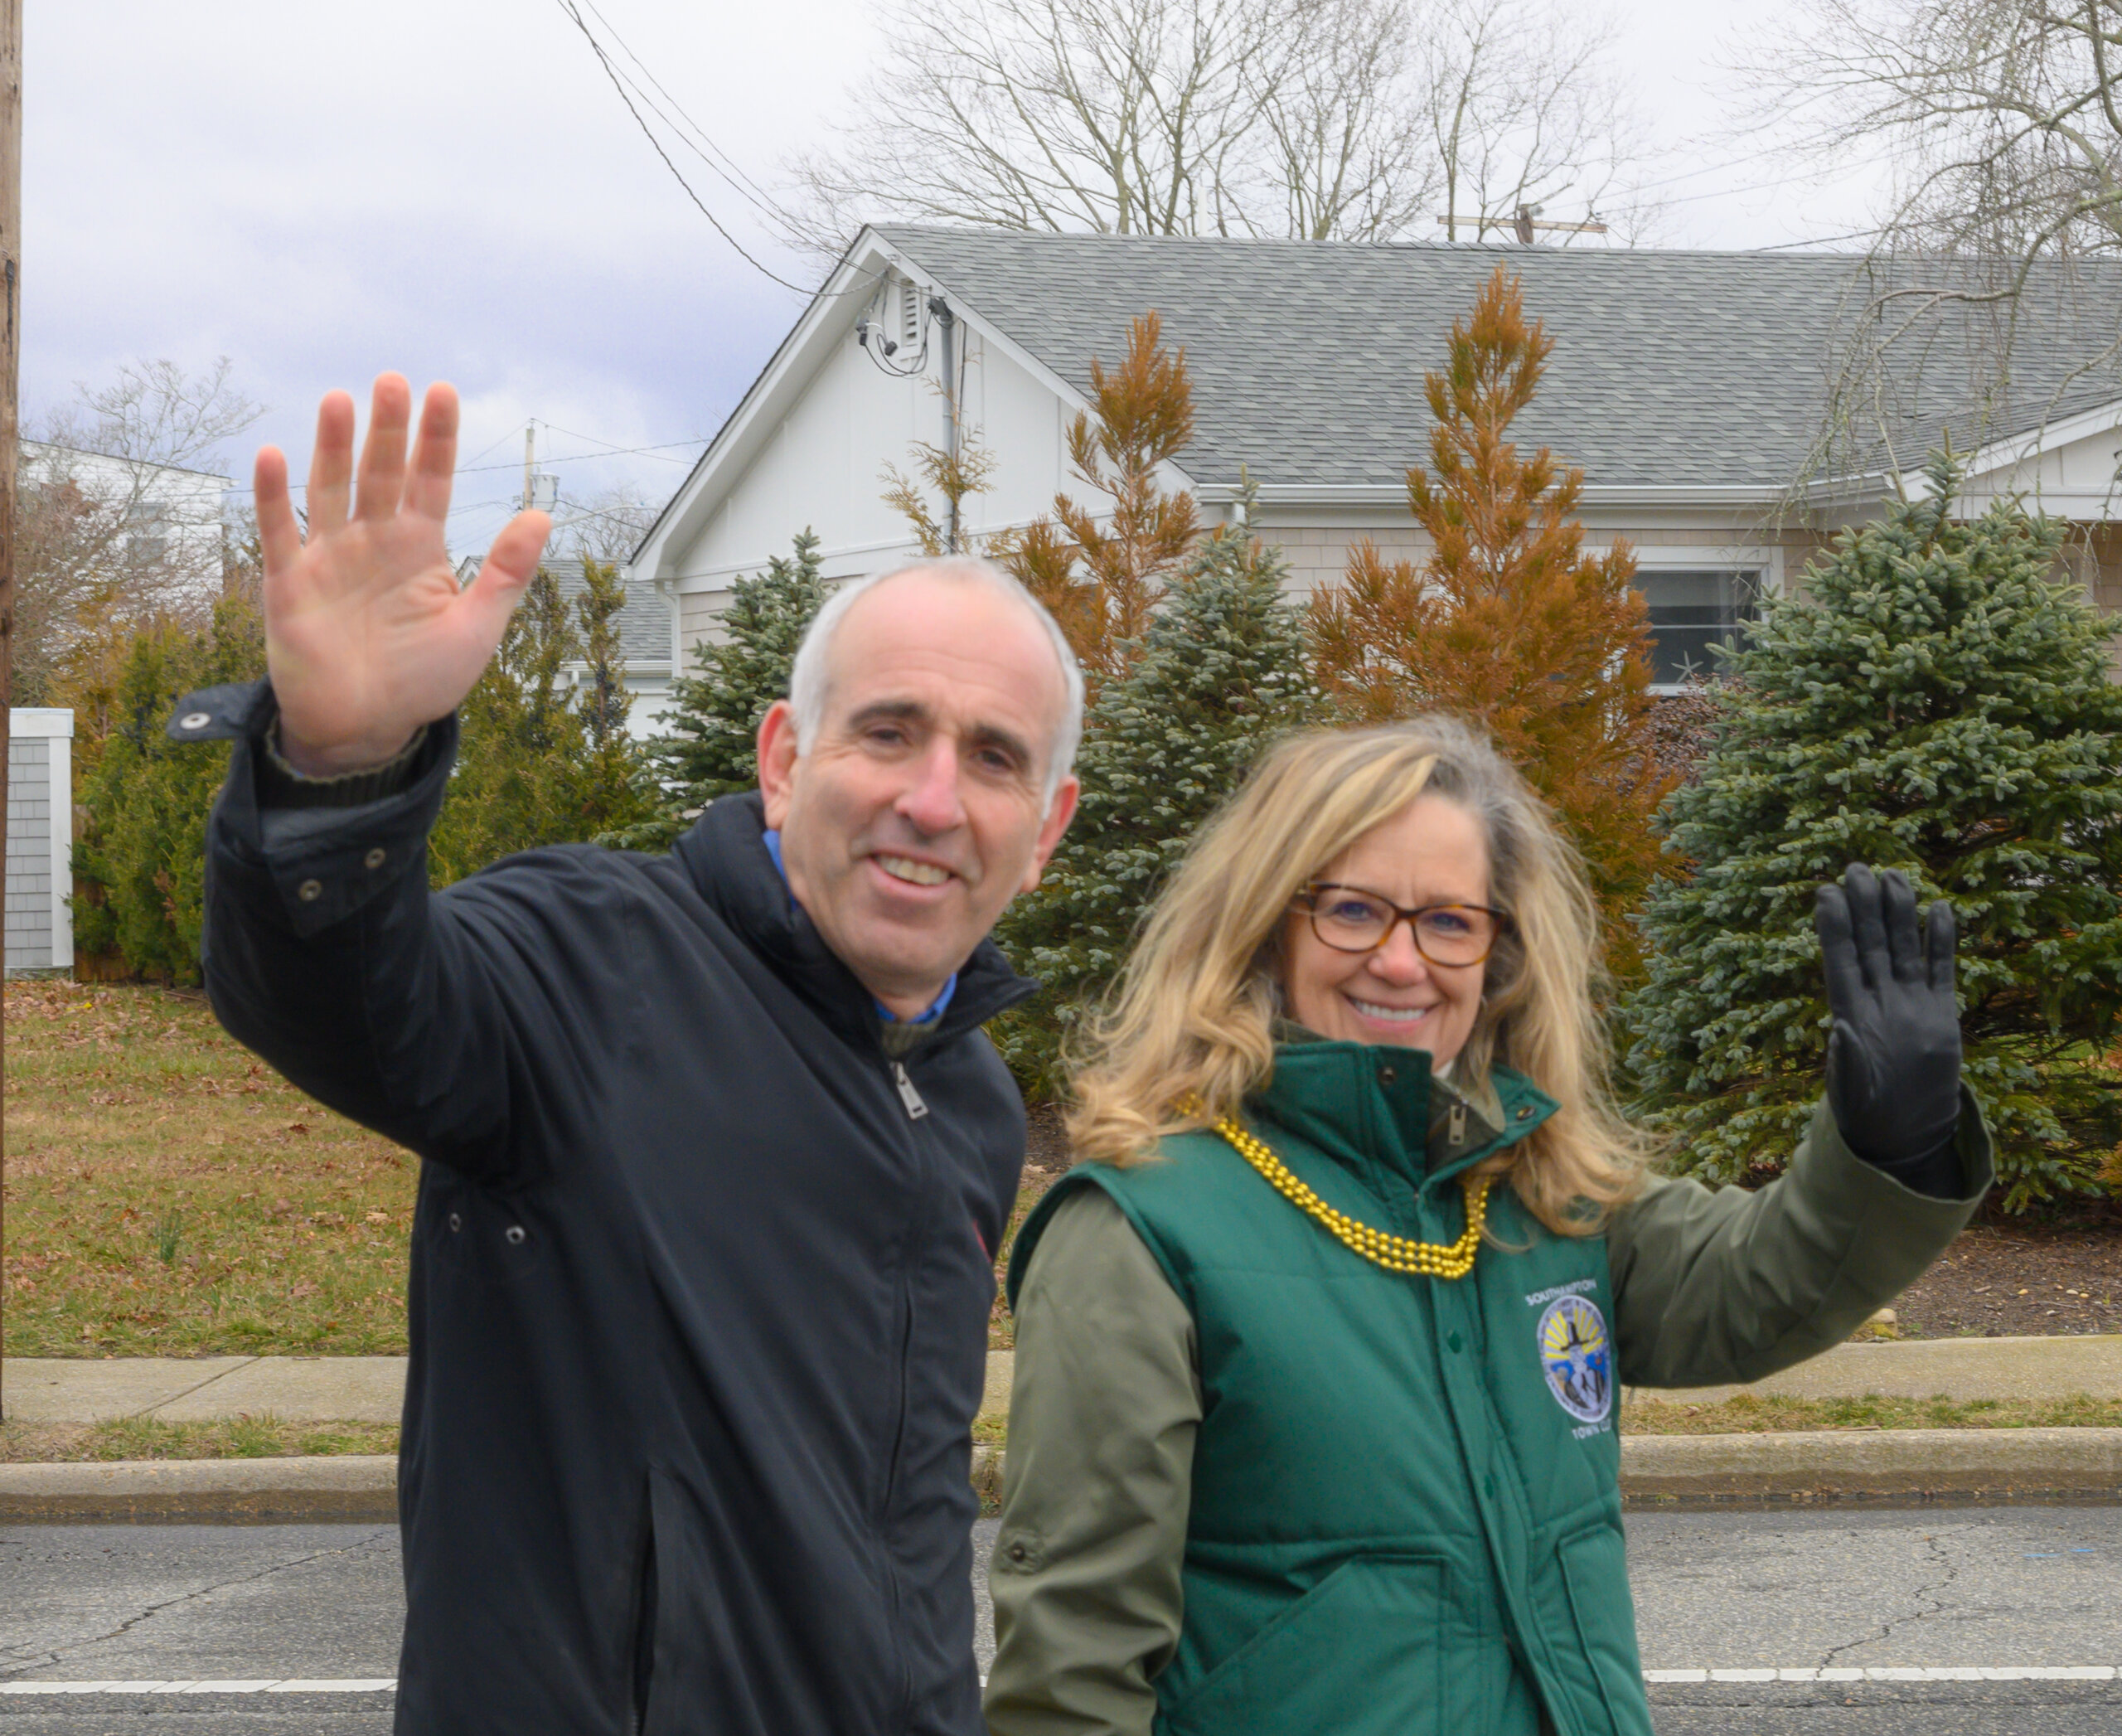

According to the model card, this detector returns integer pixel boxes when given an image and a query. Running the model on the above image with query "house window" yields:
[1635,570,1760,686]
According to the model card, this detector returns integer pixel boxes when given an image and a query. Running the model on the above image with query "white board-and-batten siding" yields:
[668,327,1072,656]
[7,708,74,973]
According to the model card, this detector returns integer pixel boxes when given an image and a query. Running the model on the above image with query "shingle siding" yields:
[7,716,71,972]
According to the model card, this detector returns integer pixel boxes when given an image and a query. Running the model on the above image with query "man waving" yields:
[189,375,1081,1734]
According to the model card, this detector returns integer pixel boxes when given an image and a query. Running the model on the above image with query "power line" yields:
[226,435,708,496]
[573,0,780,215]
[551,0,869,299]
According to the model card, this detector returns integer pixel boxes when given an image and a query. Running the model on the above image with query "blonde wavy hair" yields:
[1065,717,1650,1235]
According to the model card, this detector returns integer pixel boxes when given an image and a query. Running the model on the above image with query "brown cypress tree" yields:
[1306,266,1670,953]
[1001,311,1200,689]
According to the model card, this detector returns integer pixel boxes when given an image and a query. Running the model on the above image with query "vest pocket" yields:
[1159,1555,1446,1736]
[1557,1524,1653,1736]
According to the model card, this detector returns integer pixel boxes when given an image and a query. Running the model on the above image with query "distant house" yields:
[453,551,676,739]
[22,439,233,598]
[631,227,2122,688]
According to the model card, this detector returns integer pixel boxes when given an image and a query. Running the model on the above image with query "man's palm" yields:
[259,376,550,776]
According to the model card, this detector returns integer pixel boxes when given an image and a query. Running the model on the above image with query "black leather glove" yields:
[1814,864,1964,1197]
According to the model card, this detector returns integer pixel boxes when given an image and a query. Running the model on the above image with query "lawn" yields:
[0,1415,399,1462]
[2,981,417,1357]
[2,981,1034,1359]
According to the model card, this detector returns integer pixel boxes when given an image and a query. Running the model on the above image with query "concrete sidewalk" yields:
[6,1336,2120,1427]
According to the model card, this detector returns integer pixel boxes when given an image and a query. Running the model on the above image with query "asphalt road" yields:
[1,1508,2115,1732]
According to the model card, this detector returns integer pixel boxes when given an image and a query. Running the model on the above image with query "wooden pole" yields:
[0,0,22,1418]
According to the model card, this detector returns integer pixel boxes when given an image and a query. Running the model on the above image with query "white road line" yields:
[1644,1666,2120,1684]
[0,1666,2116,1695]
[0,1675,1022,1697]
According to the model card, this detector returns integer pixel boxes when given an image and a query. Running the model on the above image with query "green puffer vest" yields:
[1010,1041,1651,1736]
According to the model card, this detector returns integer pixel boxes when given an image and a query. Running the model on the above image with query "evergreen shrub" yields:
[1623,457,2122,1210]
[994,514,1320,1093]
[74,594,266,983]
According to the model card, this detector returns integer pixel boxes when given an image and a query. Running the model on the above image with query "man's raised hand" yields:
[257,376,550,776]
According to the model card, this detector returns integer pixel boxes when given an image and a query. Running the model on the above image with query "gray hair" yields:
[787,555,1086,805]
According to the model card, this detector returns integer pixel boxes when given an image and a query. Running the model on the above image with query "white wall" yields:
[21,440,231,599]
[668,327,1072,658]
[7,709,74,974]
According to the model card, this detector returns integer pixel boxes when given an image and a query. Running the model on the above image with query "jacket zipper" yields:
[879,1053,930,1727]
[893,1061,928,1119]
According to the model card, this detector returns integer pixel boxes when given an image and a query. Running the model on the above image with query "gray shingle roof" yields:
[875,227,2122,492]
[542,552,672,665]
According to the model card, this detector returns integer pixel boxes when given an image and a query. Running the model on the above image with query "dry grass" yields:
[1622,1392,2122,1433]
[0,1414,398,1462]
[2,981,417,1357]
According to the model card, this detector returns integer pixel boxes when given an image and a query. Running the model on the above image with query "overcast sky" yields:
[27,0,1880,560]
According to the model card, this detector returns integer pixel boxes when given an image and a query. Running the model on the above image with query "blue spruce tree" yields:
[1623,456,2122,1210]
[603,530,827,851]
[995,512,1321,1092]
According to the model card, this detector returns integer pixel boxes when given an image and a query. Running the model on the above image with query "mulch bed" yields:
[1893,1224,2122,1338]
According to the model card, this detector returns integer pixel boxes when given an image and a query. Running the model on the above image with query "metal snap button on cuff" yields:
[1378,1064,1398,1084]
[364,847,386,870]
[505,1225,527,1245]
[1515,1106,1533,1121]
[178,711,211,732]
[296,879,323,903]
[447,1212,463,1233]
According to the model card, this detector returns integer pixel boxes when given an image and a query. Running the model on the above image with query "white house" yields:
[632,228,2122,688]
[453,551,676,739]
[22,439,234,599]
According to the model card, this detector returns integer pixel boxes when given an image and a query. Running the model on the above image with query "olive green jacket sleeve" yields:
[985,1187,1200,1736]
[1609,1086,1994,1389]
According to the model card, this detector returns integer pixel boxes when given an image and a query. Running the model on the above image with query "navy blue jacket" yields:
[195,683,1031,1735]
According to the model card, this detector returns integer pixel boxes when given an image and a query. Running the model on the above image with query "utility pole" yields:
[0,0,22,1420]
[524,424,536,512]
[1436,204,1609,245]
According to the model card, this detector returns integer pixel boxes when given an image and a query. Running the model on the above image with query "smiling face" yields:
[758,570,1079,1017]
[1279,793,1492,1066]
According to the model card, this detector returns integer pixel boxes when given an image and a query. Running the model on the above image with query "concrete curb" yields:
[3,1433,2114,1522]
[1621,1427,2122,1506]
[975,1430,2122,1513]
[0,1456,397,1523]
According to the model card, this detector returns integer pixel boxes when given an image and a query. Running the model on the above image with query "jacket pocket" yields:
[1557,1525,1653,1736]
[1159,1555,1446,1736]
[423,1180,553,1292]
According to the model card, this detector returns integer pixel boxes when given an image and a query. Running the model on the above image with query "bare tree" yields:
[14,358,263,704]
[1742,0,2122,478]
[788,0,1267,243]
[41,356,264,473]
[555,482,664,568]
[1427,0,1655,245]
[785,0,1652,249]
[1238,0,1441,240]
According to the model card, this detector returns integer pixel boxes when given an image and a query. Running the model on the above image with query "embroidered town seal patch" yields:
[1536,1292,1613,1425]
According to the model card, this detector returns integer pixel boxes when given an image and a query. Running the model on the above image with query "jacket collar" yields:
[672,792,1036,1048]
[1250,1038,1556,1195]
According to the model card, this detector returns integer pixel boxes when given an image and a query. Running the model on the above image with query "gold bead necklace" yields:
[1204,1112,1490,1279]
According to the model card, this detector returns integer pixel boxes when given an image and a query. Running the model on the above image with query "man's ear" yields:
[1019,774,1081,894]
[758,700,801,828]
